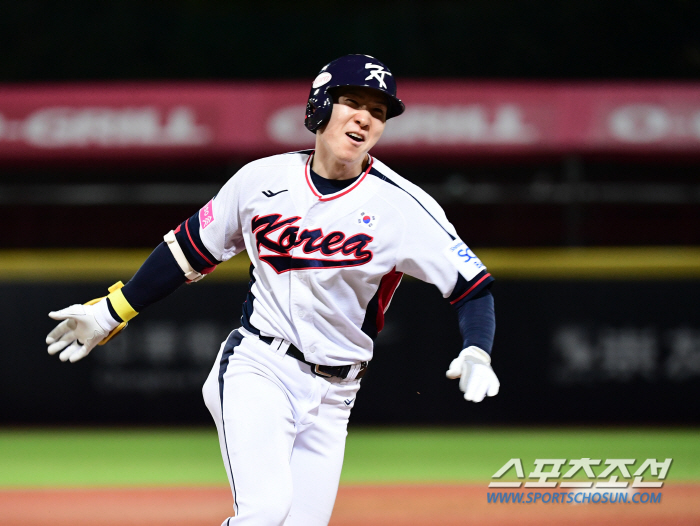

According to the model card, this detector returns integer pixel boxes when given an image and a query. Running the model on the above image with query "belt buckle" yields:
[313,364,333,378]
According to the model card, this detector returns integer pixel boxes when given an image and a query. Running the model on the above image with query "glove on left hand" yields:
[445,346,500,402]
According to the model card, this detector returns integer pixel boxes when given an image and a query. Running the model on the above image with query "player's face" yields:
[315,87,388,172]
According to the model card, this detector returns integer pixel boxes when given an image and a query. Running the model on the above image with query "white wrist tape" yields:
[93,297,121,332]
[164,230,205,282]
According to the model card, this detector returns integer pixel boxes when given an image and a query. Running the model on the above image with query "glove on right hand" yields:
[46,301,113,363]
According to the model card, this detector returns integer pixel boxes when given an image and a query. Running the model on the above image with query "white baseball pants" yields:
[202,329,361,526]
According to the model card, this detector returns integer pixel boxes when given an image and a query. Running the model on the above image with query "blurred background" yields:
[1,0,699,427]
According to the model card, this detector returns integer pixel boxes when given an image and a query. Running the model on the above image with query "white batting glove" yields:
[46,299,119,363]
[446,346,500,402]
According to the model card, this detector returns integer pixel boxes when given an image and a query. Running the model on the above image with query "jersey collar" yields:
[304,151,373,202]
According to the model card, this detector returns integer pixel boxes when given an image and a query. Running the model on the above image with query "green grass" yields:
[0,427,697,488]
[0,428,225,488]
[342,427,700,483]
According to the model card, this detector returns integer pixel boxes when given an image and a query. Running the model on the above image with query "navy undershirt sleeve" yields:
[454,288,495,354]
[118,242,187,314]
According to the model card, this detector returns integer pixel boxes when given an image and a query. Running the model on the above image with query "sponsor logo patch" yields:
[444,238,486,281]
[199,199,214,229]
[312,72,333,89]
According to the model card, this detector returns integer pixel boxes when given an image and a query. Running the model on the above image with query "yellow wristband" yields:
[107,283,139,322]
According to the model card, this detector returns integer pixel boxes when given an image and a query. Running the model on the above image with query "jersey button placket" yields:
[293,274,305,319]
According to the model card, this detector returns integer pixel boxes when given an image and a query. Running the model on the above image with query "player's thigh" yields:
[222,359,297,471]
[202,335,229,422]
[285,379,360,526]
[207,335,298,522]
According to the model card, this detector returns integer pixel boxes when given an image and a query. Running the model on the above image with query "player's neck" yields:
[311,150,368,181]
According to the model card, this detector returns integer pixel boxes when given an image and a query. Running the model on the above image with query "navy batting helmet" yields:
[304,54,405,133]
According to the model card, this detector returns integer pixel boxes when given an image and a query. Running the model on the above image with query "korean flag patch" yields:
[357,210,378,230]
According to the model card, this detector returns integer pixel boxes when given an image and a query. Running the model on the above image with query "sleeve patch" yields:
[199,199,214,229]
[444,238,486,281]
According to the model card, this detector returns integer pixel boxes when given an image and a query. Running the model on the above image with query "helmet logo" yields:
[365,63,392,89]
[312,72,333,88]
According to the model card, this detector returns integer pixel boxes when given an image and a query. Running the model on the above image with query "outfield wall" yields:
[3,82,700,163]
[2,248,699,425]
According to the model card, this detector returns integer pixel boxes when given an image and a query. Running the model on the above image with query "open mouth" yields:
[346,132,364,143]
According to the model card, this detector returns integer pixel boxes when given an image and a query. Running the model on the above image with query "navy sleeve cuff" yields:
[448,270,494,308]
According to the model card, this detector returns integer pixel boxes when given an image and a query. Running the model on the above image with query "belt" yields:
[259,335,368,380]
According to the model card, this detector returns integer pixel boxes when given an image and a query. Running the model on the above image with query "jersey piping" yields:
[218,330,243,517]
[368,166,456,241]
[305,152,374,202]
[240,264,259,335]
[368,164,494,305]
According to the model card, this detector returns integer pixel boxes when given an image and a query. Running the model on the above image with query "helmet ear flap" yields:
[304,91,333,133]
[305,100,316,119]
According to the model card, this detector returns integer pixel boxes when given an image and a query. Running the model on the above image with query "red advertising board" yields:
[1,81,700,162]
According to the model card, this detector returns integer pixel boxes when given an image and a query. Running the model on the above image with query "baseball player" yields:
[46,54,499,525]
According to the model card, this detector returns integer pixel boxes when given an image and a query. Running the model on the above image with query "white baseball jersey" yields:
[193,150,493,366]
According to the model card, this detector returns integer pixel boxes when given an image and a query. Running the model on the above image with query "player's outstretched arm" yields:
[46,214,220,362]
[46,168,246,363]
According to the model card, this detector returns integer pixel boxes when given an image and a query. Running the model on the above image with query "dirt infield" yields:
[0,484,698,525]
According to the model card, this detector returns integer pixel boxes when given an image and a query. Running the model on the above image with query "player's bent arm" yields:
[388,190,499,402]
